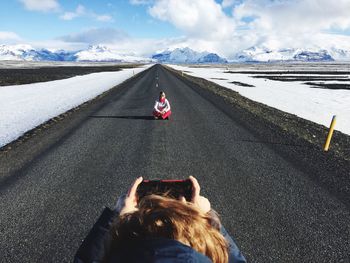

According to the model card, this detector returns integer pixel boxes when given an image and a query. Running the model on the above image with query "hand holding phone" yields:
[116,176,210,216]
[116,177,143,216]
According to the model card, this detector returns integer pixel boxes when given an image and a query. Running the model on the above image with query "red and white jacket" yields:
[154,99,171,113]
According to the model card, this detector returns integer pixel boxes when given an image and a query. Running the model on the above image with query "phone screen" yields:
[136,179,193,201]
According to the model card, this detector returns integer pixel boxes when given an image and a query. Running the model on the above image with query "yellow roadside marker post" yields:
[324,115,337,152]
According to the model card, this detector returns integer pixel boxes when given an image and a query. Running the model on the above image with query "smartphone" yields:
[136,179,193,201]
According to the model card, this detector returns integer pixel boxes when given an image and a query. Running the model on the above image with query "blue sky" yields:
[0,0,181,40]
[1,0,350,58]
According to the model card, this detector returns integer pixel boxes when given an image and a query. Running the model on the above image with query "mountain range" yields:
[0,44,152,63]
[234,46,350,62]
[0,45,227,64]
[1,44,350,63]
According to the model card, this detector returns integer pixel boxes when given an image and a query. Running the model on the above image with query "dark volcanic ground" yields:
[0,64,141,86]
[0,64,349,262]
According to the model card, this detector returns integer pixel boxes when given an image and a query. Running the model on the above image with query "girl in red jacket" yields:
[153,91,171,120]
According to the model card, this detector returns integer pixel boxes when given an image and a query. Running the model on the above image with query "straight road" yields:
[0,65,349,262]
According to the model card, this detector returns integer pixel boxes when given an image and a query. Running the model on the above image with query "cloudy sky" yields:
[1,0,350,58]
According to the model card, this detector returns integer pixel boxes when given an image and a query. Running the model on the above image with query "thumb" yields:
[189,176,200,201]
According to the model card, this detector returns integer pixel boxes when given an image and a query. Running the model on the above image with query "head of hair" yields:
[111,195,228,263]
[159,91,165,100]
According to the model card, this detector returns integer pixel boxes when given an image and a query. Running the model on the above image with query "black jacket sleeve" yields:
[74,207,118,263]
[208,209,247,262]
[220,225,247,263]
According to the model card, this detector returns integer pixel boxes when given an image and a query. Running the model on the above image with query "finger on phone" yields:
[189,176,200,199]
[128,177,143,197]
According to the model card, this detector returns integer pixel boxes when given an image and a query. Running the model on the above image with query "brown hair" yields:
[111,195,229,263]
[159,91,165,100]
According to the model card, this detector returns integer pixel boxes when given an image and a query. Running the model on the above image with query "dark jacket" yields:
[74,208,246,263]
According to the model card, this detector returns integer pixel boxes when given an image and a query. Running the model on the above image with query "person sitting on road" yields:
[74,176,246,263]
[153,91,171,120]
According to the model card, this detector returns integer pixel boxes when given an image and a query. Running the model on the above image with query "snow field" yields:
[169,65,350,135]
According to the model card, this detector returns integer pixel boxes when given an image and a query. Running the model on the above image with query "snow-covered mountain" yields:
[75,45,153,63]
[328,48,350,61]
[234,46,338,62]
[1,44,350,63]
[0,44,76,61]
[0,44,152,63]
[152,47,227,63]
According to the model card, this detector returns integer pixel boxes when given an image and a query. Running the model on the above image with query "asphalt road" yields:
[0,65,349,262]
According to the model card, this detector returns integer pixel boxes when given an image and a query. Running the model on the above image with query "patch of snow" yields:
[0,65,152,147]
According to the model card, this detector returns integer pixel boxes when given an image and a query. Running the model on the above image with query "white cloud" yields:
[19,0,60,12]
[149,0,235,40]
[129,0,154,5]
[113,37,186,56]
[233,0,350,33]
[60,4,113,22]
[95,15,113,22]
[0,32,22,43]
[57,26,187,56]
[0,32,88,51]
[144,0,350,58]
[60,4,85,20]
[19,1,113,22]
[221,0,237,8]
[31,40,89,52]
[59,28,128,44]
